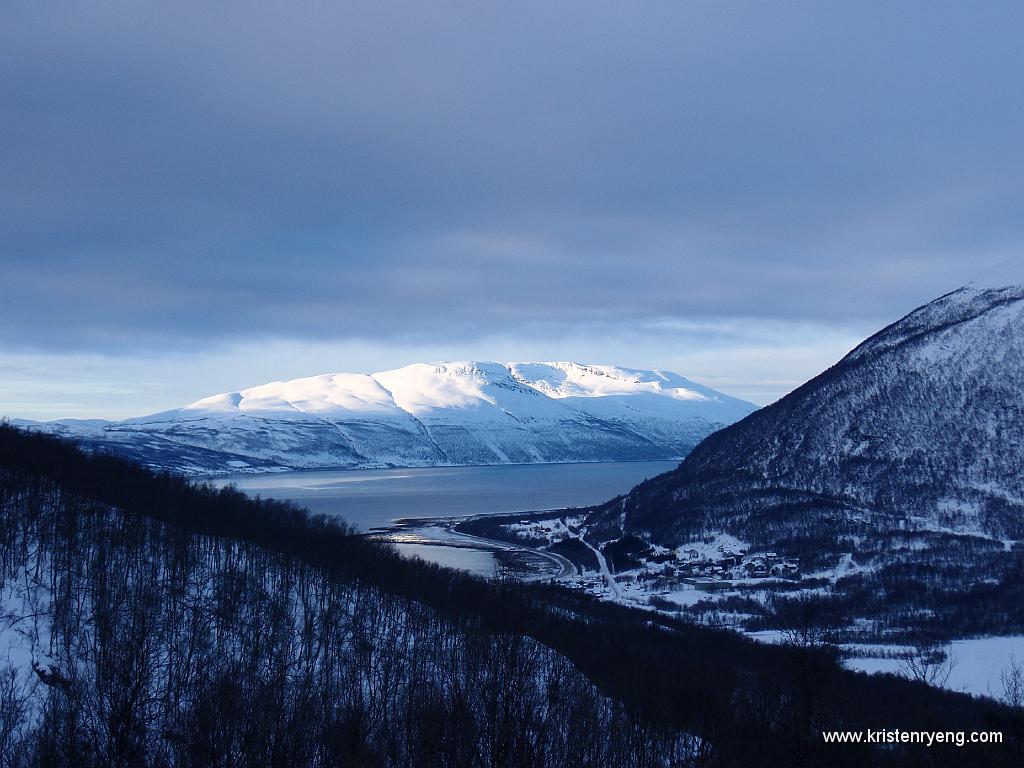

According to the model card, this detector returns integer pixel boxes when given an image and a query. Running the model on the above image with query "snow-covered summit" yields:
[968,256,1024,290]
[509,362,716,401]
[26,362,757,475]
[155,362,746,421]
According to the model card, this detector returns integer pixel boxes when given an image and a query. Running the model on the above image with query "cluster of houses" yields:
[505,518,806,597]
[561,541,805,602]
[674,548,801,588]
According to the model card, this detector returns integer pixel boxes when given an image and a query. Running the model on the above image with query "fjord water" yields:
[215,460,676,531]
[213,461,677,574]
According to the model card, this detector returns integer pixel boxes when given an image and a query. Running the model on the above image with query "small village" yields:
[501,516,802,598]
[565,547,805,612]
[672,548,802,588]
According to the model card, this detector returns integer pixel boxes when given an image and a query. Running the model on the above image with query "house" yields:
[683,577,732,592]
[744,560,768,578]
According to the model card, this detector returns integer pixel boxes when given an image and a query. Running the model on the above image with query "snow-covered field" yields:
[741,631,1024,700]
[585,568,1024,702]
[844,636,1024,699]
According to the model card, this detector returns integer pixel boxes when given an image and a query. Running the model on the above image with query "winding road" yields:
[568,527,621,598]
[444,525,577,581]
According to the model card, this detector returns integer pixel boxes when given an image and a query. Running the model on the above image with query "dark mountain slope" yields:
[587,280,1024,547]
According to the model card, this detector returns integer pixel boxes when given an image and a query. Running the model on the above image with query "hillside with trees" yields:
[1,425,1021,767]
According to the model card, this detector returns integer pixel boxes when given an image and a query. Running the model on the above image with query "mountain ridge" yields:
[16,361,756,475]
[584,278,1024,548]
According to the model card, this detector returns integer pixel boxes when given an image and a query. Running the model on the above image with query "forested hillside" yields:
[1,426,1020,767]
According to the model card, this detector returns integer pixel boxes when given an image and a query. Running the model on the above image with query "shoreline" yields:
[200,457,682,481]
[369,511,577,581]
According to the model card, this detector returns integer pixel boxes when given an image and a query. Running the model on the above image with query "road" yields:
[444,525,577,581]
[567,526,621,599]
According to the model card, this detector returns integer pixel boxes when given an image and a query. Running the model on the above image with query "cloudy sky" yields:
[3,2,1022,419]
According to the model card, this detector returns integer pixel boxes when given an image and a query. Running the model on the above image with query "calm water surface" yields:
[215,461,676,532]
[213,461,677,574]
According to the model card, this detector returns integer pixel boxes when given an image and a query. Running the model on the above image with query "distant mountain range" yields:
[586,266,1024,547]
[15,362,756,475]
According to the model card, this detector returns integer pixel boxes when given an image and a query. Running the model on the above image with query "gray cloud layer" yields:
[3,1,1022,351]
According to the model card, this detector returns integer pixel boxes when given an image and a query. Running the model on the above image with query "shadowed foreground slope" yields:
[0,426,1020,767]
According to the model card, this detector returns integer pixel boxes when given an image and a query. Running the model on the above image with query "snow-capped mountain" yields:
[586,266,1024,546]
[19,362,756,475]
